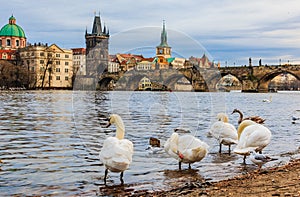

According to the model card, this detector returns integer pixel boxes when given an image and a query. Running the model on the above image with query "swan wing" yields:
[211,122,238,144]
[234,124,271,154]
[178,135,209,163]
[99,137,134,172]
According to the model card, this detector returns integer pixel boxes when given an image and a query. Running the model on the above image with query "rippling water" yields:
[0,90,299,196]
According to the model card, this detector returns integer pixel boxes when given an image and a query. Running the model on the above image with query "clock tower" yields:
[156,20,171,59]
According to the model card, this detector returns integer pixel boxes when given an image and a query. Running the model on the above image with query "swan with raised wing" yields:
[99,114,134,185]
[210,113,238,154]
[233,120,271,164]
[164,132,209,170]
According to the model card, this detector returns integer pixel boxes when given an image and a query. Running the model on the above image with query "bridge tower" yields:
[85,14,109,77]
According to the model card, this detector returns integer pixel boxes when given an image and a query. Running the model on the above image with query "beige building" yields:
[19,43,73,89]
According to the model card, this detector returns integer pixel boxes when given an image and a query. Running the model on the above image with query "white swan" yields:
[164,132,209,170]
[99,114,134,184]
[210,113,238,154]
[262,95,272,103]
[233,120,272,164]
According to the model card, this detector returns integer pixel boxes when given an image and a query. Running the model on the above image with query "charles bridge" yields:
[97,64,300,92]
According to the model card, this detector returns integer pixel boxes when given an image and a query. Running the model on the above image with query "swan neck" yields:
[236,110,243,123]
[116,126,125,140]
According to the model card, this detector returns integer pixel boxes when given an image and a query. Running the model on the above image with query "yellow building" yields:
[19,43,73,89]
[138,76,152,90]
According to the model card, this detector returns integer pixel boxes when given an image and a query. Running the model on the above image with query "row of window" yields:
[39,67,69,73]
[39,75,69,81]
[22,52,70,58]
[0,38,22,47]
[39,60,69,65]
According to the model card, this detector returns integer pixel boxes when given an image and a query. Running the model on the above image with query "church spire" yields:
[159,20,169,47]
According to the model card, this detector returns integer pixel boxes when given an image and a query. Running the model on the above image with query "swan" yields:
[210,113,238,154]
[232,109,265,124]
[164,132,209,170]
[99,114,134,185]
[262,95,272,103]
[233,120,272,164]
[249,151,277,170]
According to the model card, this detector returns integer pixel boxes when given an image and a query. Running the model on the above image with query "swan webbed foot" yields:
[104,169,108,185]
[120,171,124,185]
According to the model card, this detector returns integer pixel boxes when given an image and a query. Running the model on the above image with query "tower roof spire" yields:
[158,20,169,47]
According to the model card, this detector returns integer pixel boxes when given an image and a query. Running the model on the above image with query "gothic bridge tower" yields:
[85,14,109,77]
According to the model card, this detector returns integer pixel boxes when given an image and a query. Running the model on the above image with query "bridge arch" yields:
[98,77,115,90]
[258,70,300,92]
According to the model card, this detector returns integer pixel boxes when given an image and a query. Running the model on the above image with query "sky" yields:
[2,0,300,66]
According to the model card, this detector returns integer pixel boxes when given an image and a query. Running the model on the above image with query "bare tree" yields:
[40,48,56,89]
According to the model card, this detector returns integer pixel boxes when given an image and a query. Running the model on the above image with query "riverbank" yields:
[149,158,300,197]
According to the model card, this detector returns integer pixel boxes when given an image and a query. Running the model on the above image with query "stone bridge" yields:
[98,64,300,92]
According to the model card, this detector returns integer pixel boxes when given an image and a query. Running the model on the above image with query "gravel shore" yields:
[150,158,300,197]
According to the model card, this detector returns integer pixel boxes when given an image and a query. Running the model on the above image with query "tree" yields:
[39,48,56,89]
[0,60,28,89]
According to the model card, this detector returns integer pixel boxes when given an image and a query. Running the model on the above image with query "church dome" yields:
[0,15,26,38]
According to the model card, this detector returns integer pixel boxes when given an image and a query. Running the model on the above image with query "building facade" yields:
[0,15,26,60]
[19,43,73,89]
[72,48,86,75]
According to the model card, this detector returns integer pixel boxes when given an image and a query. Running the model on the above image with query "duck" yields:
[292,115,300,124]
[232,109,265,124]
[99,114,134,185]
[210,113,238,154]
[233,120,272,164]
[164,132,209,170]
[249,151,277,170]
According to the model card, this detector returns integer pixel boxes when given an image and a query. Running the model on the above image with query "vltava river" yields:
[0,90,299,196]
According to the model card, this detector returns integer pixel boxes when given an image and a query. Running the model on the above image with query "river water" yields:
[0,90,299,196]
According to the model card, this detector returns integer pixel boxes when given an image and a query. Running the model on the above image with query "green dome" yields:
[0,16,26,38]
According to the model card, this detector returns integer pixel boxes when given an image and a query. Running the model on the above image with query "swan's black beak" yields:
[104,117,111,128]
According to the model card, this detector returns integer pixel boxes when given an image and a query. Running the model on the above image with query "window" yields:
[0,39,2,47]
[40,60,44,64]
[16,40,19,46]
[56,68,60,72]
[56,76,60,80]
[65,68,68,73]
[40,52,44,56]
[65,62,69,66]
[56,53,60,58]
[40,67,45,71]
[6,39,11,46]
[65,54,69,58]
[40,75,43,80]
[65,76,69,81]
[56,61,60,65]
[2,53,7,59]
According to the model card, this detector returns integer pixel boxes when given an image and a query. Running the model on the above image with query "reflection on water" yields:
[0,90,299,196]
